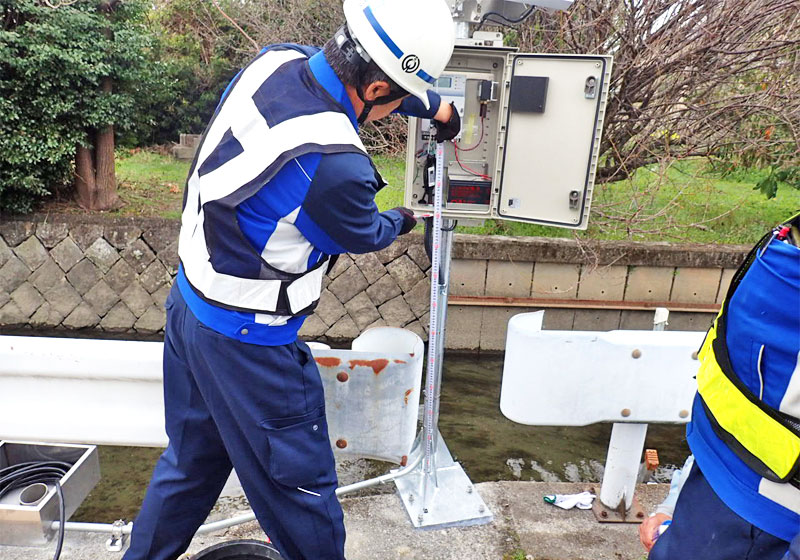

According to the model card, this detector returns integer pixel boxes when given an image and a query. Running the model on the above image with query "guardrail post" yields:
[593,308,669,523]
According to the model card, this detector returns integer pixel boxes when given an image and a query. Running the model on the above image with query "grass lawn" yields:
[111,149,799,245]
[113,148,191,220]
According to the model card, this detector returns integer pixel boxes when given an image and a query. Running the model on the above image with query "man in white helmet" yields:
[123,1,458,559]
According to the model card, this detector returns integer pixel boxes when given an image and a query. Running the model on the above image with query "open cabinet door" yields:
[497,54,611,229]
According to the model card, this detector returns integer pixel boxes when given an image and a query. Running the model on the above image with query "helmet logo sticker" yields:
[401,54,421,74]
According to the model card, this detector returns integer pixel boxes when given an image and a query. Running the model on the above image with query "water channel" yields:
[68,352,689,522]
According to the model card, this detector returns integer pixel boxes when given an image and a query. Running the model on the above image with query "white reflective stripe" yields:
[779,352,800,418]
[284,206,301,225]
[758,344,765,400]
[193,50,304,174]
[181,210,282,312]
[286,264,327,315]
[260,209,313,275]
[197,111,364,204]
[296,487,321,497]
[758,477,800,514]
[184,261,282,313]
[294,158,312,182]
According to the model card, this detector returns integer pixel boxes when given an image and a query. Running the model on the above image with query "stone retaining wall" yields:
[0,214,749,350]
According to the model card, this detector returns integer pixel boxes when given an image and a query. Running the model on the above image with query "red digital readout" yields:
[447,181,491,205]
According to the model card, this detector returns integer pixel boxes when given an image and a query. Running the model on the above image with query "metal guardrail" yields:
[500,309,704,522]
[0,329,429,548]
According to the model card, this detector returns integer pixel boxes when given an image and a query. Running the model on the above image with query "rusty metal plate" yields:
[311,328,425,465]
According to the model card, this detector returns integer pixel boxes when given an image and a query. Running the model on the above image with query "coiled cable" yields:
[0,461,71,560]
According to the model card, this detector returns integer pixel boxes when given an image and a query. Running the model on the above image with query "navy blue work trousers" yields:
[650,462,789,560]
[122,285,345,560]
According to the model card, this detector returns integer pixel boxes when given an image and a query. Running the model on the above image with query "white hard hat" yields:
[343,0,455,110]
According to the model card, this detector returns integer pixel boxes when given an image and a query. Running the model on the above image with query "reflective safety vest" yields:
[178,45,366,317]
[696,215,800,486]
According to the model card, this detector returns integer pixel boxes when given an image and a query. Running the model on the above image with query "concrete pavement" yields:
[1,481,666,560]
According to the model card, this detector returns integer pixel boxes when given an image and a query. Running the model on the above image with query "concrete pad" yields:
[624,267,674,302]
[503,481,668,560]
[670,268,721,304]
[486,261,533,298]
[531,264,580,299]
[0,482,668,560]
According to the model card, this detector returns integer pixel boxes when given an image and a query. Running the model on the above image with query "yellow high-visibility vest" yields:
[697,309,800,482]
[696,223,800,484]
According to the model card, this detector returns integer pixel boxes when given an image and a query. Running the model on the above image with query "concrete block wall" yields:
[444,235,748,350]
[0,216,178,334]
[0,215,749,350]
[0,215,434,341]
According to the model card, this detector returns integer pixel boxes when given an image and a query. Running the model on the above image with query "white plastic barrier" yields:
[316,327,425,464]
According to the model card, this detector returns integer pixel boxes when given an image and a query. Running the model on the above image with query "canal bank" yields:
[2,481,668,560]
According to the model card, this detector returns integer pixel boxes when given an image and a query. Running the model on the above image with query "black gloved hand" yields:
[393,207,418,235]
[435,102,461,143]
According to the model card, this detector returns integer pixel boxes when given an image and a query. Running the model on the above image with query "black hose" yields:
[53,482,65,560]
[0,461,71,560]
[477,4,537,30]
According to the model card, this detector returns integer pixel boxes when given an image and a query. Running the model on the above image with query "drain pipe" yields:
[196,450,423,535]
[50,521,132,535]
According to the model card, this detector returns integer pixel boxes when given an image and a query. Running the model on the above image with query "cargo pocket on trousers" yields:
[262,407,333,488]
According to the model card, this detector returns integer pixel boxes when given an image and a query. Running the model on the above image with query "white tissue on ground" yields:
[543,491,596,510]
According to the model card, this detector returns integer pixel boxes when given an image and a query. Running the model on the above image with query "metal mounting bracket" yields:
[105,520,129,552]
[395,432,492,529]
[591,492,645,524]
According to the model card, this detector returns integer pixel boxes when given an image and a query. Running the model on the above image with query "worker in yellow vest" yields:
[648,215,800,559]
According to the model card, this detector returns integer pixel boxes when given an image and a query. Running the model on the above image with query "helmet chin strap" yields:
[356,86,374,125]
[356,85,407,125]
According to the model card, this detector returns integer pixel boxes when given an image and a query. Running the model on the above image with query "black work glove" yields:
[393,207,418,235]
[434,102,461,143]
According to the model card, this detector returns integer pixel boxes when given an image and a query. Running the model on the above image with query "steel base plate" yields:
[394,434,492,529]
[591,491,645,524]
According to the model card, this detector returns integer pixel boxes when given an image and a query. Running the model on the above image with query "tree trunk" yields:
[74,143,97,208]
[74,11,119,211]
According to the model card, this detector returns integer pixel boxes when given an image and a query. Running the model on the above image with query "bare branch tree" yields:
[210,0,258,51]
[513,0,800,182]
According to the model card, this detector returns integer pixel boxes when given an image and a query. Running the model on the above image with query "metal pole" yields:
[394,140,491,528]
[598,423,648,512]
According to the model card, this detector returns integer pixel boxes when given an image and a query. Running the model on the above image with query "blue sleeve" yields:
[297,152,405,255]
[655,455,694,516]
[395,91,442,119]
[786,532,800,560]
